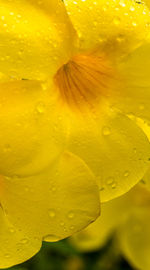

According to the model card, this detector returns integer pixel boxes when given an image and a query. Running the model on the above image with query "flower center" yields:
[54,53,115,110]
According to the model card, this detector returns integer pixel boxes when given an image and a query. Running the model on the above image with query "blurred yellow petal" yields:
[0,207,41,269]
[0,152,100,246]
[70,190,132,252]
[112,43,150,121]
[118,207,150,270]
[0,80,66,176]
[70,185,150,255]
[134,118,150,191]
[64,0,150,56]
[66,109,150,202]
[0,0,75,81]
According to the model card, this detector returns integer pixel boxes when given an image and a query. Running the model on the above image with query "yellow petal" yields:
[0,152,100,245]
[112,42,150,121]
[0,80,66,176]
[70,189,133,252]
[0,0,75,81]
[134,118,150,191]
[0,206,41,268]
[64,0,150,56]
[118,207,150,270]
[66,109,150,202]
[70,185,150,253]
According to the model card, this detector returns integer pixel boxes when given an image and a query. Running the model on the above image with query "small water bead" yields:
[124,171,129,177]
[3,144,11,153]
[63,227,67,232]
[24,186,29,192]
[102,126,111,136]
[60,222,65,227]
[48,209,56,218]
[21,238,28,244]
[106,177,115,185]
[4,253,11,258]
[113,17,121,25]
[99,186,105,191]
[111,182,117,189]
[43,234,59,242]
[36,102,45,114]
[9,227,15,233]
[68,212,75,219]
[50,186,56,192]
[139,104,144,110]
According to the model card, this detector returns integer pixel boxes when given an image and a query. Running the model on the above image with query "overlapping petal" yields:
[112,42,150,122]
[70,184,150,270]
[0,0,76,81]
[63,0,150,56]
[66,108,150,201]
[0,206,41,269]
[118,207,150,270]
[0,80,67,176]
[0,151,100,262]
[69,190,132,252]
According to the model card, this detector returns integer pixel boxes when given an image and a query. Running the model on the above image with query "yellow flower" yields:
[0,0,150,267]
[70,184,150,270]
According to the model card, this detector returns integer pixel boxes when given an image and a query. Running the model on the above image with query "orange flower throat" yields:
[54,53,115,110]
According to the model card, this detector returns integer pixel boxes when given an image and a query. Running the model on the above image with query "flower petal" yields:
[0,80,66,176]
[70,189,132,252]
[112,42,150,121]
[0,152,100,245]
[64,0,150,56]
[66,109,150,201]
[118,207,150,270]
[134,118,150,191]
[0,0,75,81]
[0,206,41,268]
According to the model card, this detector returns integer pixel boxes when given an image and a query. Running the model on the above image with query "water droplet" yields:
[106,177,114,185]
[124,171,129,177]
[21,238,28,244]
[3,144,11,153]
[9,227,15,233]
[99,186,105,191]
[43,234,59,242]
[132,22,137,27]
[68,212,75,219]
[102,126,111,136]
[113,17,121,25]
[36,102,45,113]
[111,182,117,189]
[48,209,56,218]
[139,104,144,110]
[50,185,56,192]
[5,253,10,258]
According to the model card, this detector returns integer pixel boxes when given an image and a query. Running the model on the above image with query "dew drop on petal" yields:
[48,209,56,218]
[43,234,60,242]
[68,211,75,219]
[102,126,111,136]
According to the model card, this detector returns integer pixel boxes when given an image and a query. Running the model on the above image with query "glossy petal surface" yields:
[118,207,150,270]
[0,206,41,269]
[0,0,75,81]
[112,43,150,122]
[70,190,132,252]
[0,80,66,176]
[66,109,150,201]
[0,152,100,248]
[64,0,150,56]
